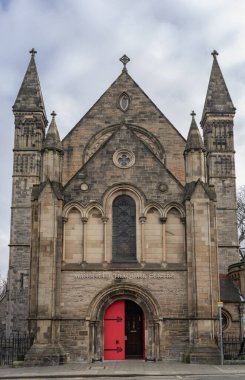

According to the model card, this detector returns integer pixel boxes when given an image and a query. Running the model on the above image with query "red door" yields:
[104,300,125,360]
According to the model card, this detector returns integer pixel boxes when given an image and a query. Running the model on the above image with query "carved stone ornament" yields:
[84,131,113,164]
[113,149,135,169]
[158,183,168,193]
[119,92,130,112]
[80,183,89,191]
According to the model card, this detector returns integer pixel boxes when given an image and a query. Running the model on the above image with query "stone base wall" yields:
[58,270,189,361]
[60,320,89,361]
[160,320,189,361]
[59,319,190,362]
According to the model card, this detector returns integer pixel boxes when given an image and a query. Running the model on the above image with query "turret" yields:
[201,50,239,272]
[184,111,206,183]
[7,49,47,334]
[42,111,63,183]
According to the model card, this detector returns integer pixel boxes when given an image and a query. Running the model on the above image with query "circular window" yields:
[113,149,135,169]
[222,310,230,331]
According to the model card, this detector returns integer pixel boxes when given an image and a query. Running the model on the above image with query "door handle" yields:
[104,317,122,322]
[104,347,122,353]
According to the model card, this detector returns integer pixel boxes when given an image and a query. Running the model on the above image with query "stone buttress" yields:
[26,112,65,365]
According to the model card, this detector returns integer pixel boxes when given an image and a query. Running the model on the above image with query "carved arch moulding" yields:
[83,124,165,165]
[86,283,161,361]
[63,201,104,219]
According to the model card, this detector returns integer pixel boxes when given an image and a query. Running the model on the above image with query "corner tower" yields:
[6,49,47,334]
[201,51,239,272]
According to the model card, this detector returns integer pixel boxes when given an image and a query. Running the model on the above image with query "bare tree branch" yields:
[237,185,245,260]
[0,278,7,301]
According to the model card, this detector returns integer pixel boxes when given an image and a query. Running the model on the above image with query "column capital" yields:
[160,217,167,224]
[62,217,68,224]
[180,217,186,224]
[102,217,109,224]
[139,216,147,224]
[81,217,88,224]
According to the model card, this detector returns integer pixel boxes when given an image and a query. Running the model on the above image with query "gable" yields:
[64,125,184,205]
[62,71,186,185]
[32,180,63,201]
[184,180,216,202]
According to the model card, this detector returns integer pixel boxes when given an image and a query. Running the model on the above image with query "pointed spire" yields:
[43,111,62,151]
[13,49,47,118]
[185,111,205,152]
[201,51,235,121]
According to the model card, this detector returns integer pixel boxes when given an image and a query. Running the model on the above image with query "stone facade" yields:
[3,51,244,365]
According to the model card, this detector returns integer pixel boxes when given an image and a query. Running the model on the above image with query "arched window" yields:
[112,195,136,262]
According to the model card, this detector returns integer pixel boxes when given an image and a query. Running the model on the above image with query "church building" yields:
[5,50,243,364]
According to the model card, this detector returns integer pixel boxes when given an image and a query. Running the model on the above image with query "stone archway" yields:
[86,283,161,361]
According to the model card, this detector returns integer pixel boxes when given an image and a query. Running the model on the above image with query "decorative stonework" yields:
[113,149,135,168]
[83,125,165,165]
[84,131,113,164]
[158,183,168,192]
[80,183,89,191]
[134,131,164,162]
[118,92,130,112]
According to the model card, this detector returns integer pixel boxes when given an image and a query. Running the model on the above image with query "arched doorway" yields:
[87,283,160,362]
[104,300,144,360]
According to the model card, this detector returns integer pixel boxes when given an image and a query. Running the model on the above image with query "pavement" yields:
[0,361,245,379]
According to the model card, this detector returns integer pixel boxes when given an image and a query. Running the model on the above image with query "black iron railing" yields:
[0,333,34,366]
[223,335,245,360]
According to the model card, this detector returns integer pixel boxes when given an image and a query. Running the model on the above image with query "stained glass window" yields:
[112,195,136,262]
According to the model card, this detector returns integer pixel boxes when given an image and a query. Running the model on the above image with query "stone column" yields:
[147,320,154,360]
[102,217,109,264]
[81,217,88,263]
[139,216,146,264]
[180,216,186,262]
[154,320,160,360]
[160,217,167,266]
[62,217,68,261]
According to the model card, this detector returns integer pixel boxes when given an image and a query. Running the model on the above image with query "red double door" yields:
[104,300,144,360]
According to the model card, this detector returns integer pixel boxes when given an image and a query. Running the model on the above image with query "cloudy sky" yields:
[0,0,245,277]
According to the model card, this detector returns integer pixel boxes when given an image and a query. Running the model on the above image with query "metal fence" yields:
[223,335,245,360]
[0,333,34,366]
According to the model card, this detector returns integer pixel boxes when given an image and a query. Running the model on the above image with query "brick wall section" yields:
[60,271,187,318]
[60,320,89,361]
[162,320,189,360]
